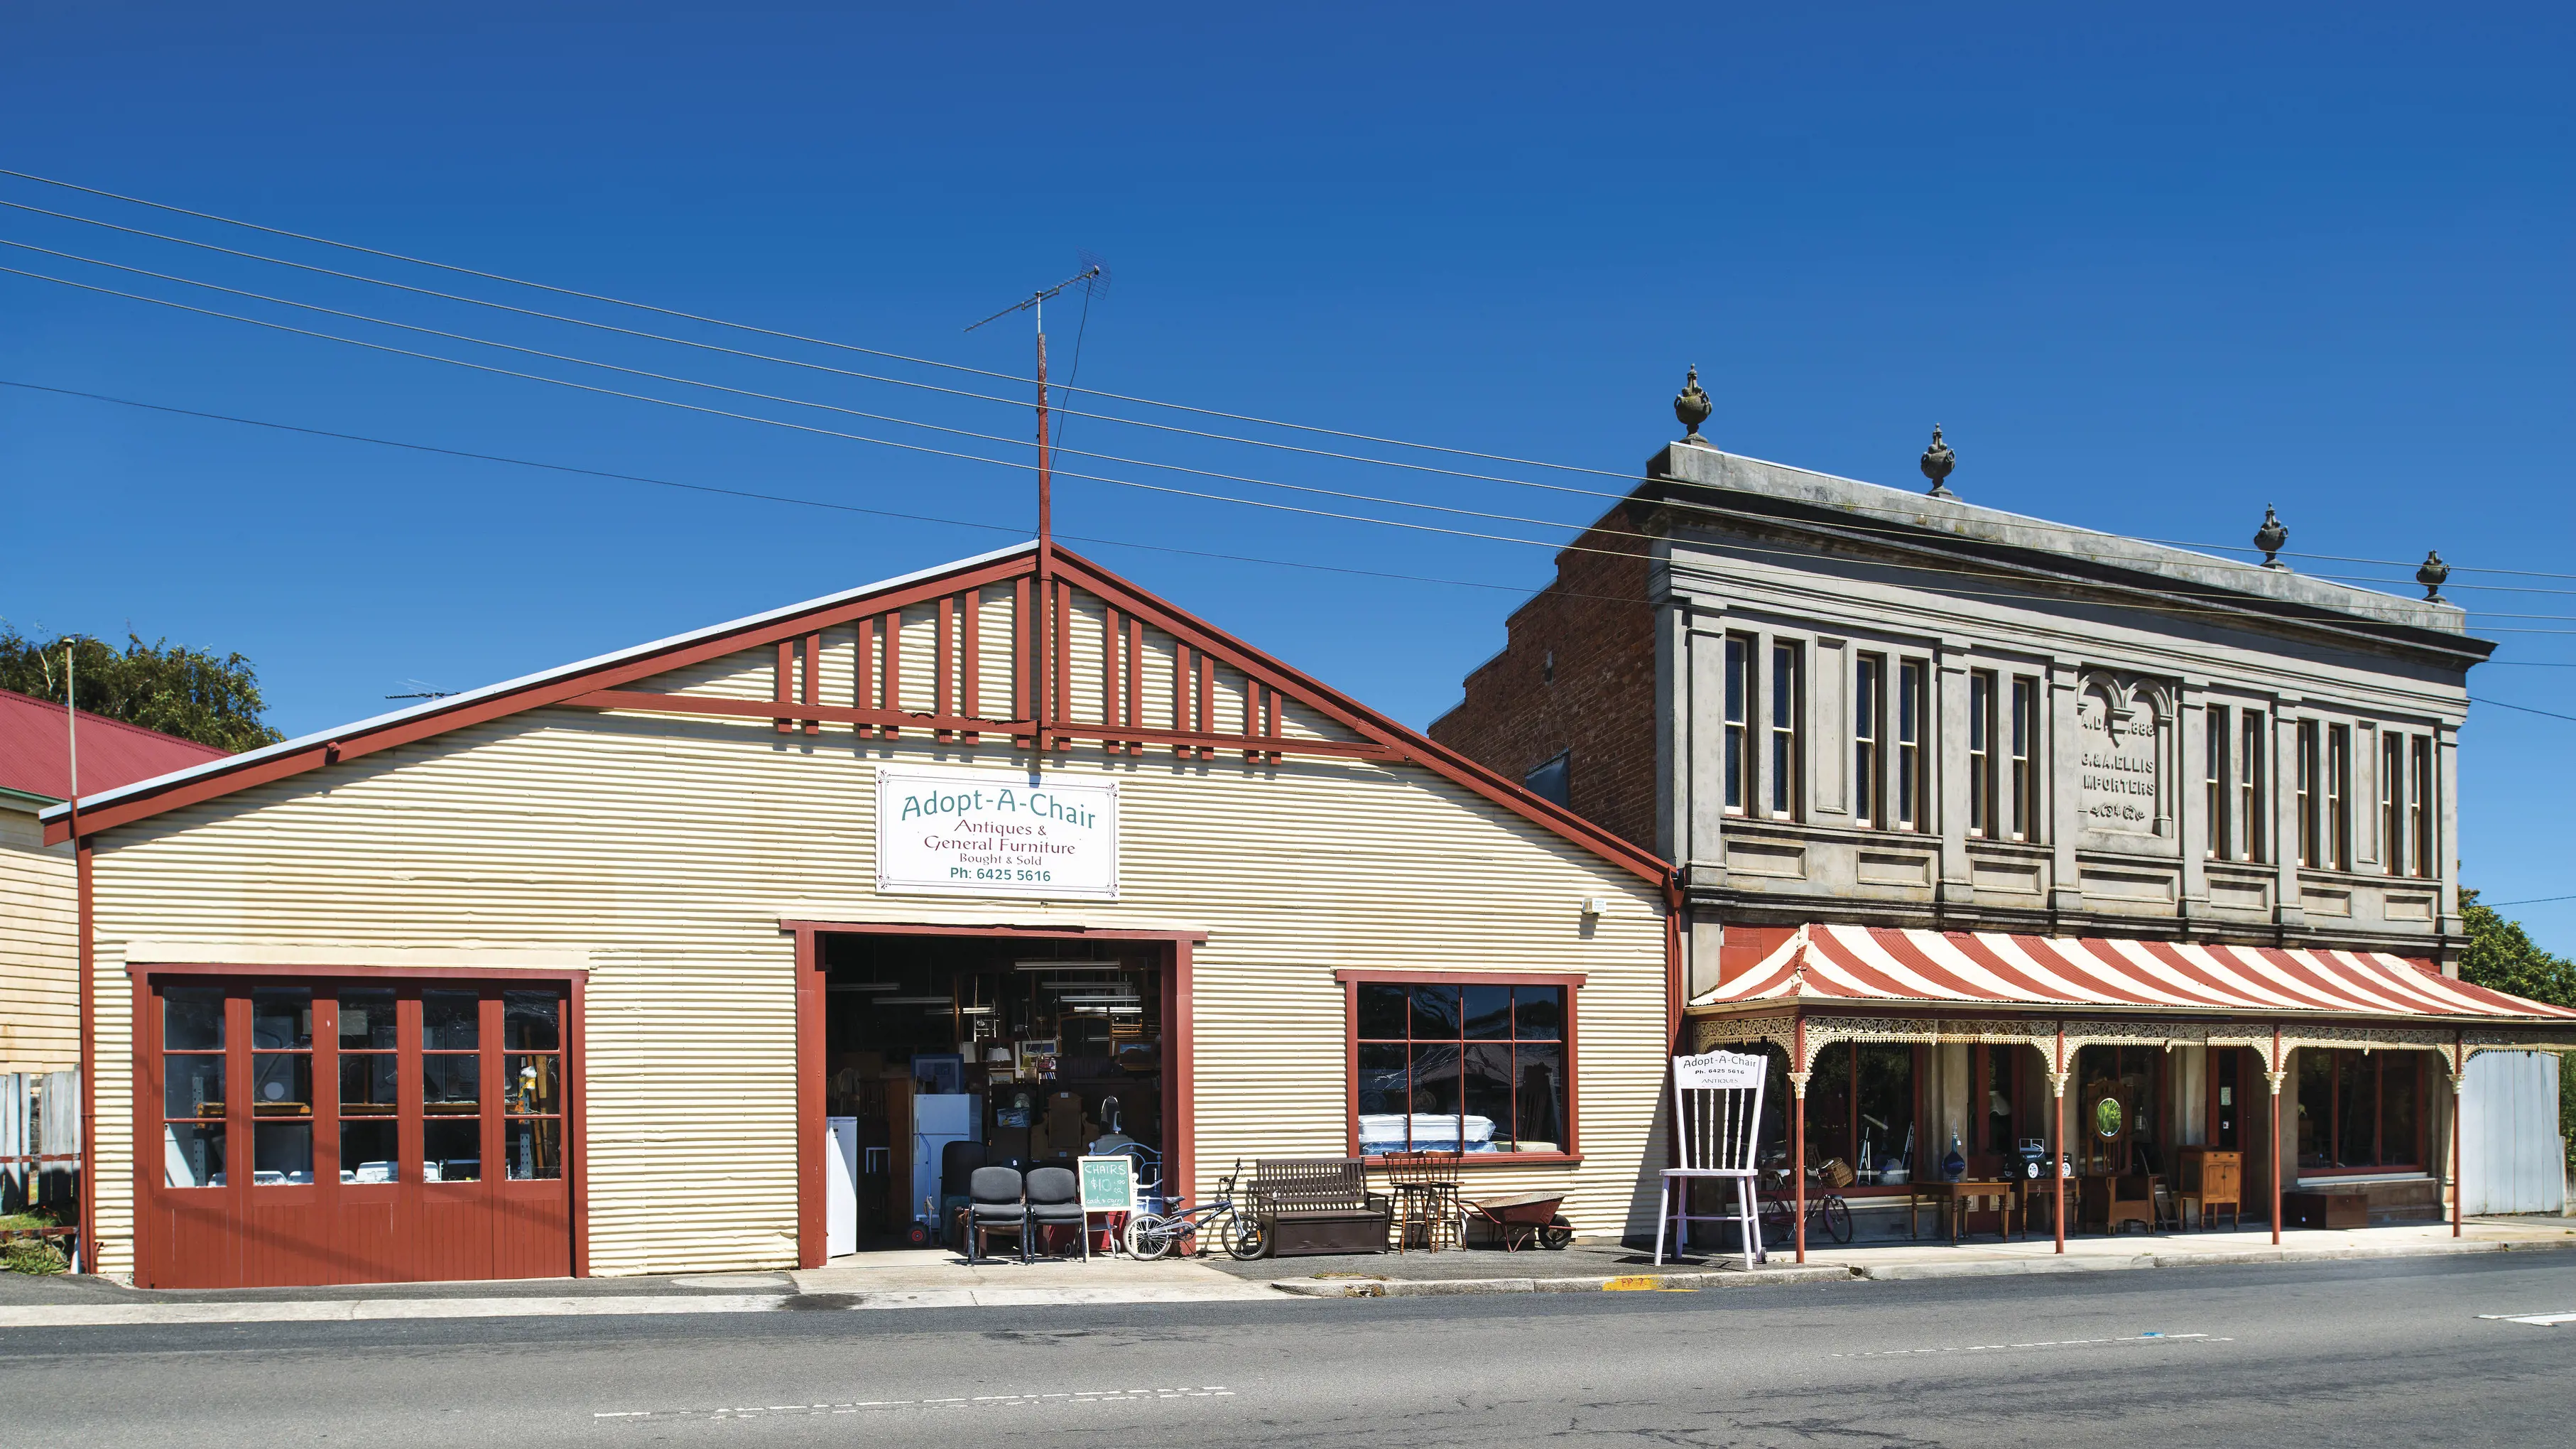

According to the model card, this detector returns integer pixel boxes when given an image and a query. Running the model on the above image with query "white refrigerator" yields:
[911,1094,977,1234]
[824,1116,859,1258]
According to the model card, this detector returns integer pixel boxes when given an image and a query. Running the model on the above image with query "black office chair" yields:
[966,1165,1028,1264]
[1025,1166,1087,1261]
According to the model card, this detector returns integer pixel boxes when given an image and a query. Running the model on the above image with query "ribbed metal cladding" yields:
[0,816,80,1073]
[85,625,1669,1276]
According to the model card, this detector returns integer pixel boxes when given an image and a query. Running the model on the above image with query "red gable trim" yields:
[46,546,1670,886]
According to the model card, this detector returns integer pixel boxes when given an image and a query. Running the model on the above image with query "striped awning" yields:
[1693,923,2576,1022]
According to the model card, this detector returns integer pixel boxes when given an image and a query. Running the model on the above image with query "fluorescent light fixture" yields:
[1058,996,1139,1006]
[957,1005,996,1015]
[874,996,953,1006]
[1013,962,1123,973]
[827,982,902,992]
[1039,980,1137,992]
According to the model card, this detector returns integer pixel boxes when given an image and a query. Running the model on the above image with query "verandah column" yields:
[1792,1014,1808,1265]
[2450,1032,2465,1238]
[2268,1024,2285,1246]
[2051,1024,2066,1254]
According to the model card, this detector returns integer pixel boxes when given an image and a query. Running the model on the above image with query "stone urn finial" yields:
[2254,505,2289,569]
[1920,425,1957,499]
[1673,366,1712,446]
[2417,550,2450,603]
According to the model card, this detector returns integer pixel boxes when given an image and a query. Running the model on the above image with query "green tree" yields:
[0,626,283,754]
[2458,889,2576,1169]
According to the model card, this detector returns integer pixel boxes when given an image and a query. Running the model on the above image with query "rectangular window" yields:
[250,988,315,1185]
[421,989,483,1182]
[1803,1041,1916,1185]
[1353,979,1570,1156]
[1896,660,1928,832]
[1768,643,1801,820]
[162,986,228,1188]
[1522,750,1570,808]
[1722,636,1749,816]
[2239,710,2266,863]
[2205,707,2229,861]
[2381,732,2405,878]
[2009,678,2037,841]
[2296,720,2320,868]
[1854,655,1885,828]
[338,987,398,1183]
[2295,1048,2425,1172]
[504,990,565,1180]
[2327,725,2352,872]
[2410,737,2435,879]
[1969,671,1996,838]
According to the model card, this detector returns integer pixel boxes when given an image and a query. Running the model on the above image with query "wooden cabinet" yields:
[2176,1147,2241,1230]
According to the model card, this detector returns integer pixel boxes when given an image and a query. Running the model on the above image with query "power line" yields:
[15,259,2576,641]
[2469,695,2576,725]
[2477,893,2576,909]
[11,165,2572,587]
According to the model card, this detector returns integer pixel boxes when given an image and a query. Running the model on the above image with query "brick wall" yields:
[1428,509,1662,856]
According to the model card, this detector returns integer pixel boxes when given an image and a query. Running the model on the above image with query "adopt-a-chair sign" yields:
[1673,1050,1766,1090]
[876,765,1119,900]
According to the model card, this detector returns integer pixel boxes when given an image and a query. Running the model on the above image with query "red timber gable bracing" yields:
[45,543,1668,888]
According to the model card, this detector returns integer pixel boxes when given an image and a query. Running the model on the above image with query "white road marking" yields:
[1831,1333,2224,1360]
[597,1386,1235,1422]
[2477,1310,2576,1326]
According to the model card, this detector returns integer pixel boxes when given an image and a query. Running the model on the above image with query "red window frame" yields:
[1335,969,1583,1166]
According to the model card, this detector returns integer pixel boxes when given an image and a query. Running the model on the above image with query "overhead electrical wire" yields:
[7,166,2573,587]
[13,258,2576,642]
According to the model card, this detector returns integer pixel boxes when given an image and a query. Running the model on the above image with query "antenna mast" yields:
[965,263,1105,754]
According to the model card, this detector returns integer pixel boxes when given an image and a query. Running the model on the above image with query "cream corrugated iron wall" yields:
[87,616,1669,1277]
[0,811,80,1073]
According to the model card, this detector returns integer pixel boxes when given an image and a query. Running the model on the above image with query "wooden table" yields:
[1906,1180,2022,1243]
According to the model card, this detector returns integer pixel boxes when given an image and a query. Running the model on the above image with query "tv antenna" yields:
[965,260,1108,752]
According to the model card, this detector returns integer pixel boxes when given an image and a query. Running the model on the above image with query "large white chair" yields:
[1653,1050,1767,1269]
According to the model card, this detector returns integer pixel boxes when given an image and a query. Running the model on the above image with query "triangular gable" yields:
[45,543,1668,885]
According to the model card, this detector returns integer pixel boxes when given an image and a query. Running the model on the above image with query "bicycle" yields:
[1756,1165,1854,1247]
[1122,1158,1268,1261]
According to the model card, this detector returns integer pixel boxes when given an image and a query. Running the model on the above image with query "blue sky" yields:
[5,5,2572,948]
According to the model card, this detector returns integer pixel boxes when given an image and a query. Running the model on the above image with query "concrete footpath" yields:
[1,1218,2568,1326]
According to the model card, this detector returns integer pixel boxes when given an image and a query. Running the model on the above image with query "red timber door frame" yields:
[129,963,588,1289]
[782,920,1204,1270]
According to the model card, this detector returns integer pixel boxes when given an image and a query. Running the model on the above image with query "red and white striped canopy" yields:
[1695,923,2576,1021]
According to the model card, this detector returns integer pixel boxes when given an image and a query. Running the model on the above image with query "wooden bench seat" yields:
[1249,1156,1394,1257]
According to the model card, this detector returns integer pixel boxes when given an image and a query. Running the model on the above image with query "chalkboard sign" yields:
[1077,1154,1136,1214]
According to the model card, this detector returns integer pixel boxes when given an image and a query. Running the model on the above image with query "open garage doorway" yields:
[807,927,1191,1257]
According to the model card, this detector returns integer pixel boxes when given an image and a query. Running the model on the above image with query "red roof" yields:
[0,688,230,807]
[1697,923,2576,1022]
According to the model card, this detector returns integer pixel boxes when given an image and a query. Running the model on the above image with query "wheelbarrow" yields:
[1462,1190,1574,1252]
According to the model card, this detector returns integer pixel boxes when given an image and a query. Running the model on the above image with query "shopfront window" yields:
[1353,980,1570,1156]
[422,989,482,1182]
[2075,1044,2161,1176]
[163,986,227,1188]
[1803,1041,1915,1185]
[251,988,315,1185]
[2296,1049,2423,1173]
[504,990,565,1180]
[338,988,398,1183]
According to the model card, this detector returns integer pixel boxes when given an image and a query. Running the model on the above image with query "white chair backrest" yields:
[1672,1051,1767,1173]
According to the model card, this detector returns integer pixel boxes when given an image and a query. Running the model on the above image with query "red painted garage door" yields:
[138,977,577,1289]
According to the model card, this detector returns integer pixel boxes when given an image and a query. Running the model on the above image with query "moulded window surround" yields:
[2409,737,2435,879]
[1854,655,1886,830]
[1895,660,1929,833]
[2238,710,2267,864]
[1768,642,1803,821]
[2327,725,2352,872]
[2205,707,2229,862]
[2009,677,2038,842]
[1723,636,1751,817]
[2295,720,2321,869]
[2381,732,2406,879]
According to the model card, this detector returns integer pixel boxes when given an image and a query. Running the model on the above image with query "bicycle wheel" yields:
[1124,1212,1175,1261]
[1820,1194,1854,1244]
[1222,1211,1269,1261]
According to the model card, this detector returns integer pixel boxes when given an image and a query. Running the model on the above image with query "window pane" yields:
[1356,1043,1408,1115]
[1407,984,1460,1039]
[1856,1044,1914,1178]
[1409,1041,1462,1117]
[252,1053,312,1115]
[165,1053,226,1121]
[1356,984,1408,1041]
[163,1123,226,1187]
[339,1054,397,1116]
[423,1054,482,1112]
[1513,1041,1566,1152]
[1512,985,1565,1041]
[423,990,480,1051]
[251,989,312,1050]
[1808,1046,1853,1168]
[423,1119,481,1181]
[340,1119,399,1183]
[1462,984,1513,1040]
[163,987,225,1051]
[254,1122,314,1184]
[504,992,560,1051]
[1984,1046,2015,1155]
[506,1119,563,1180]
[339,989,396,1051]
[1462,1043,1512,1150]
[2295,1050,2334,1171]
[2336,1051,2375,1168]
[506,1055,560,1116]
[2380,1055,2420,1166]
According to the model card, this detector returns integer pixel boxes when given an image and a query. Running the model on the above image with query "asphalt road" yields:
[6,1255,2572,1448]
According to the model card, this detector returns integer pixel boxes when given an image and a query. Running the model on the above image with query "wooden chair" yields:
[1379,1150,1463,1252]
[2081,1173,2156,1234]
[1653,1050,1767,1269]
